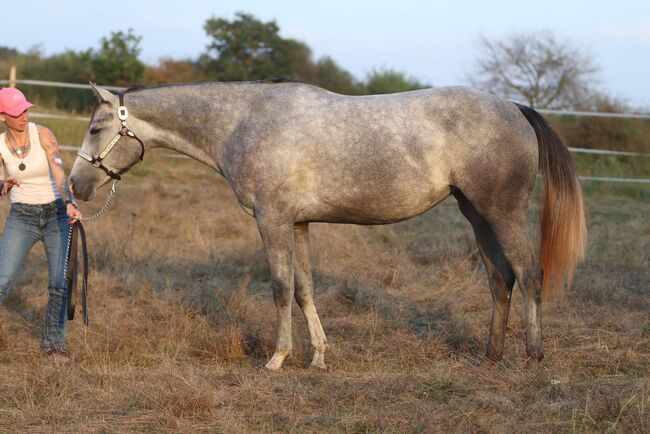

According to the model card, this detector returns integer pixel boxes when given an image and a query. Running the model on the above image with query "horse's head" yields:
[70,83,145,201]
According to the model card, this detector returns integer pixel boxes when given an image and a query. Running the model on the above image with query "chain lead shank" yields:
[80,180,117,222]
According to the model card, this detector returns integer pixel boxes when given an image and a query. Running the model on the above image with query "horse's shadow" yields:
[318,272,483,354]
[136,249,484,357]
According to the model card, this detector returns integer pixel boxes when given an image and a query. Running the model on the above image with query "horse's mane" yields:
[121,77,309,94]
[86,77,312,121]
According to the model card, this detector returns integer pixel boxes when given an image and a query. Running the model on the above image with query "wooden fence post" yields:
[9,65,16,87]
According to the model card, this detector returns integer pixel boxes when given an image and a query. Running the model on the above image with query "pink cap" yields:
[0,88,35,116]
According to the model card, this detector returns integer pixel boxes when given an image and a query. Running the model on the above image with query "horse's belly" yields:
[307,183,451,224]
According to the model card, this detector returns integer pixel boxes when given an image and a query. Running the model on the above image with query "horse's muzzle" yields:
[69,175,97,201]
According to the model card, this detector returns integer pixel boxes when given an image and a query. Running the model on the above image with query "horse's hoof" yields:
[310,359,327,370]
[264,352,289,370]
[264,361,281,370]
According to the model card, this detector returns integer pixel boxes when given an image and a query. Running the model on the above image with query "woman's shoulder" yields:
[35,124,58,147]
[34,123,52,135]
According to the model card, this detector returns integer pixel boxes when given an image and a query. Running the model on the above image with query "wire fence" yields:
[4,78,650,184]
[0,79,126,92]
[537,108,650,120]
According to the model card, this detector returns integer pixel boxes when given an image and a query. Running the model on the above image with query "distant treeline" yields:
[0,13,428,113]
[0,13,648,154]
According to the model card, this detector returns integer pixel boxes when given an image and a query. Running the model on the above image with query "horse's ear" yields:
[89,82,117,105]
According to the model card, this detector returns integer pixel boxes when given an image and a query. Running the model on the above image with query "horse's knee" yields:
[271,283,293,308]
[294,284,314,307]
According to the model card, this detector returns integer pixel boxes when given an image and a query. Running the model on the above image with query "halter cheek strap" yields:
[77,93,145,180]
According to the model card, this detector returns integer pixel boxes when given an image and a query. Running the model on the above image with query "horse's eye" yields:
[90,127,102,135]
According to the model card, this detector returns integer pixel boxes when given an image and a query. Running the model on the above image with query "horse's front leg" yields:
[293,223,328,369]
[256,211,295,370]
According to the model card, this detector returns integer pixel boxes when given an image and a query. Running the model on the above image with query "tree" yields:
[313,56,365,95]
[3,46,69,110]
[203,12,305,81]
[144,58,207,84]
[91,29,145,86]
[0,46,19,83]
[468,31,598,109]
[0,46,19,61]
[365,68,429,94]
[201,12,363,93]
[39,49,95,111]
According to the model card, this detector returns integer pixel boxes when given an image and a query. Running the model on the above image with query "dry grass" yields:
[0,151,647,433]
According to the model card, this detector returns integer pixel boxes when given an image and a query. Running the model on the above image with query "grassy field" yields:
[0,118,648,432]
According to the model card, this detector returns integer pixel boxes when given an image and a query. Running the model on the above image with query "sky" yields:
[3,0,650,107]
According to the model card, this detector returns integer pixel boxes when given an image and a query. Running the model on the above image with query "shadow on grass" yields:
[2,290,43,339]
[327,274,483,355]
[8,229,645,365]
[112,249,486,360]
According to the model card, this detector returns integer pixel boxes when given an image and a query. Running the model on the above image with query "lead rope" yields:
[63,222,77,321]
[63,221,78,322]
[64,180,118,325]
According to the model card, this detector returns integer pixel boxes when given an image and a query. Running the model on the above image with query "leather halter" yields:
[77,93,145,180]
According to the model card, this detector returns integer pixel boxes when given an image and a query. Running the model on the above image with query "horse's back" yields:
[226,85,538,223]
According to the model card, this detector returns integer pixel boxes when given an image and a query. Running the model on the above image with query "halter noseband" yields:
[77,93,145,180]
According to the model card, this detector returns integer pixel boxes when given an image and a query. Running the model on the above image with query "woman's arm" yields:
[38,125,81,222]
[0,155,19,196]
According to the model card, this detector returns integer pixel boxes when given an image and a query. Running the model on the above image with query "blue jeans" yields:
[0,199,70,352]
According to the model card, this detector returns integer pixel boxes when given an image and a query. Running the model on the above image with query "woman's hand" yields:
[2,177,20,195]
[67,203,82,224]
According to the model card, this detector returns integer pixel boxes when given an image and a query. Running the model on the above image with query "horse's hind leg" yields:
[456,187,543,361]
[255,212,295,370]
[453,188,516,361]
[491,219,544,361]
[293,223,328,369]
[460,194,543,361]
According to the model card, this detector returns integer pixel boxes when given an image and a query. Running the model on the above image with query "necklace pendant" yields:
[16,149,22,155]
[18,162,26,171]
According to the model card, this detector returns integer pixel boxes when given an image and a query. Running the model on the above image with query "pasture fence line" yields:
[567,147,650,158]
[5,78,649,184]
[0,79,126,92]
[536,108,650,120]
[31,113,90,122]
[4,77,650,120]
[578,176,650,184]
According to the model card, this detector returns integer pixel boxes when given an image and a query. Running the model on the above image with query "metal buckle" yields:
[118,105,128,121]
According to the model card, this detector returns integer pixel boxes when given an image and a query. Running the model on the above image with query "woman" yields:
[0,87,81,357]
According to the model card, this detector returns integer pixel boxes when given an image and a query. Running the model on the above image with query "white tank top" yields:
[0,122,58,204]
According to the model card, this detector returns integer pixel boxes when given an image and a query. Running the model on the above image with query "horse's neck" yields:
[128,84,254,172]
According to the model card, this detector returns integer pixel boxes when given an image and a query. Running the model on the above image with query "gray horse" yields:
[69,81,587,370]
